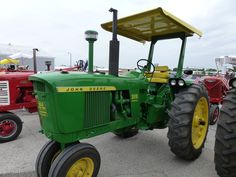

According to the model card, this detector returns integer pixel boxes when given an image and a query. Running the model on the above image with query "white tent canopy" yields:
[0,43,55,71]
[9,52,32,59]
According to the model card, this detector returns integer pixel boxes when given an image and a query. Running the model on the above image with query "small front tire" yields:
[35,140,61,177]
[209,104,220,125]
[48,143,101,177]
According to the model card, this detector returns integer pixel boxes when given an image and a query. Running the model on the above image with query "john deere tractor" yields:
[30,7,209,177]
[214,78,236,177]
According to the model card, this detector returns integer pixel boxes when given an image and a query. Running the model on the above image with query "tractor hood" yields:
[30,71,148,142]
[30,71,147,92]
[0,71,33,80]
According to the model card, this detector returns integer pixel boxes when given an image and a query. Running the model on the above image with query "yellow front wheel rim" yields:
[192,97,209,149]
[66,157,94,177]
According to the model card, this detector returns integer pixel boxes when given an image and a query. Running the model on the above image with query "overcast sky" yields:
[0,0,235,69]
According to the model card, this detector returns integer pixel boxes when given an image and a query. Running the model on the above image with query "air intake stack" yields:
[85,30,98,73]
[108,8,120,76]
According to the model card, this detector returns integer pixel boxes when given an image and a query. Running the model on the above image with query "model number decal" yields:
[38,101,48,118]
[131,94,138,102]
[57,86,116,92]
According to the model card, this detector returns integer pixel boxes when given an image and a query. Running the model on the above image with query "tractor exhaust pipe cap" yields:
[109,8,118,41]
[33,48,39,74]
[108,8,120,77]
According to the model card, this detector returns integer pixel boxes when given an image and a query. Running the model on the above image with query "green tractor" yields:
[30,7,209,177]
[214,78,236,177]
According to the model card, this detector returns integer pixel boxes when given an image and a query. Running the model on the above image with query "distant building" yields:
[0,43,55,71]
[95,67,135,75]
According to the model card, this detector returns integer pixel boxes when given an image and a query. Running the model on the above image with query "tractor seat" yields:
[148,66,169,83]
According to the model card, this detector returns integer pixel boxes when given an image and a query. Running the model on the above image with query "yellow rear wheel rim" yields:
[66,157,94,177]
[191,97,208,149]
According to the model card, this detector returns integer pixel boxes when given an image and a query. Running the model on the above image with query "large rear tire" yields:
[168,84,209,160]
[48,143,101,177]
[0,112,23,143]
[214,89,236,177]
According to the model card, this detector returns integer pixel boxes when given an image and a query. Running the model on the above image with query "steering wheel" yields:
[227,68,235,78]
[227,68,234,73]
[137,59,155,74]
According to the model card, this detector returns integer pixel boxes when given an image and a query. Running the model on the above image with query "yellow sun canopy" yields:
[101,7,202,43]
[0,58,19,65]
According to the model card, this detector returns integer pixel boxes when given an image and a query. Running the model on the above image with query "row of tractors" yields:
[1,7,236,177]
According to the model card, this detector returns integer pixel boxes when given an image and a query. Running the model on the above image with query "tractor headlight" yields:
[178,79,185,86]
[170,80,177,86]
[230,78,236,88]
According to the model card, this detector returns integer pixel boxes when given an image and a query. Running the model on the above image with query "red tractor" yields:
[0,71,37,142]
[202,76,229,125]
[0,49,39,143]
[200,56,236,125]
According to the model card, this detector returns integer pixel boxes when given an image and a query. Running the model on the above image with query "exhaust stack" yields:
[45,61,51,71]
[33,48,38,74]
[108,8,120,76]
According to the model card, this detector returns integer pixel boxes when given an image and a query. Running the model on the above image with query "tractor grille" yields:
[84,92,111,128]
[0,81,10,105]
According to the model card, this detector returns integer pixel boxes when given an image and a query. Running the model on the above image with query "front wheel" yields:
[48,143,101,177]
[35,140,61,177]
[0,112,23,143]
[168,84,209,160]
[209,104,220,125]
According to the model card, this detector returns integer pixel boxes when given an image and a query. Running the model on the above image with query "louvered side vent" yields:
[84,92,111,128]
[0,81,10,105]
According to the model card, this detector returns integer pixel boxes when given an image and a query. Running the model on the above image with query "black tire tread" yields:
[215,88,236,177]
[49,143,101,177]
[167,84,209,161]
[35,140,61,177]
[113,127,138,138]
